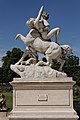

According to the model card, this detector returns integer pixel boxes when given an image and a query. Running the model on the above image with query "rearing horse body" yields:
[16,28,72,71]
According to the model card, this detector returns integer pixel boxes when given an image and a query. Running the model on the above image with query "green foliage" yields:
[0,48,23,83]
[63,66,80,86]
[51,55,79,68]
[0,90,13,111]
[73,70,80,86]
[0,68,3,83]
[64,55,79,66]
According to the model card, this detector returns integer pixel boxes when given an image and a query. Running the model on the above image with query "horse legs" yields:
[57,58,65,72]
[35,52,51,66]
[15,53,25,65]
[36,60,50,66]
[15,49,30,65]
[36,43,61,67]
[15,48,38,65]
[21,58,36,65]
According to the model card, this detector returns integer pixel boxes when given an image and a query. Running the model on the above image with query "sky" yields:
[0,0,80,66]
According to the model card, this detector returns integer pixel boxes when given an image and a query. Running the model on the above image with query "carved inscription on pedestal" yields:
[38,94,48,101]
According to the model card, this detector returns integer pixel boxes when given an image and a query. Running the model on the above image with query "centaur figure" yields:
[15,6,72,71]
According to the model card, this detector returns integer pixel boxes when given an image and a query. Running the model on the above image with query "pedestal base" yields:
[8,77,79,120]
[0,110,7,117]
[9,110,78,120]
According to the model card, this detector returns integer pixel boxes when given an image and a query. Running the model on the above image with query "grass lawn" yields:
[0,89,13,111]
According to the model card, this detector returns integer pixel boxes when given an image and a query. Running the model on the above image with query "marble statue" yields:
[10,6,72,77]
[15,32,72,71]
[9,7,79,120]
[26,6,60,43]
[15,47,38,65]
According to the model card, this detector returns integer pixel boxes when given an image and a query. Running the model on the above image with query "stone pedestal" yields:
[8,76,78,120]
[0,110,7,117]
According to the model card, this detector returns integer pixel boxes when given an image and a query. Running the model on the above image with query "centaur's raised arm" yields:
[34,6,44,30]
[36,6,44,21]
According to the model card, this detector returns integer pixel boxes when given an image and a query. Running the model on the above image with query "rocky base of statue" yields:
[10,64,67,78]
[8,75,78,120]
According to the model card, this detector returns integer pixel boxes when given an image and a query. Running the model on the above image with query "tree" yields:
[64,55,79,66]
[51,55,79,70]
[1,48,23,83]
[0,67,3,83]
[73,70,80,86]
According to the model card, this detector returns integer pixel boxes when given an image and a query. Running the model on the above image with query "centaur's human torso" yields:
[25,29,61,55]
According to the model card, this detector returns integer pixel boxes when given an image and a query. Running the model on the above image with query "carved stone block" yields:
[8,77,79,120]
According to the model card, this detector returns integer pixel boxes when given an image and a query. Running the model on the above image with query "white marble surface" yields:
[8,77,78,120]
[10,64,67,78]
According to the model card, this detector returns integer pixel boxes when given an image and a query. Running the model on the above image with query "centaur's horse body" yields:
[16,29,72,71]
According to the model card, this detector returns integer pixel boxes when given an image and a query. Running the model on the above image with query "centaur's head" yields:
[26,18,35,28]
